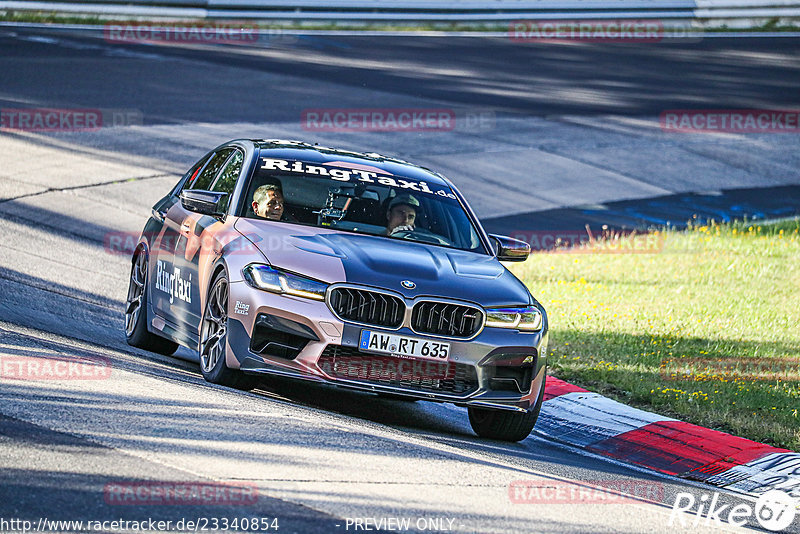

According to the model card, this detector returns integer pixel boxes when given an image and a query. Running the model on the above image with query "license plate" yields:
[359,330,450,360]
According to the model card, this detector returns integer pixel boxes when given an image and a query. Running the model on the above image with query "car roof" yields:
[250,139,452,188]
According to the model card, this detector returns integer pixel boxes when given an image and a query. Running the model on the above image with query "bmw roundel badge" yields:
[401,280,416,290]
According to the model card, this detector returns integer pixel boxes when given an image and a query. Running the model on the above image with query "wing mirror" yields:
[180,190,228,218]
[489,234,531,262]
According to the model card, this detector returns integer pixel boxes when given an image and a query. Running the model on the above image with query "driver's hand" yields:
[390,224,415,234]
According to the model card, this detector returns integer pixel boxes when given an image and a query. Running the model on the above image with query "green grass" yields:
[0,11,108,25]
[0,10,498,30]
[510,219,800,451]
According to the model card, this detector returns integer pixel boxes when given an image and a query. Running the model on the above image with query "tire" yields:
[468,378,546,442]
[125,249,179,356]
[199,270,259,391]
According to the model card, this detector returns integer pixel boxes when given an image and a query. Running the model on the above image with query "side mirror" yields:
[489,234,530,262]
[180,190,228,218]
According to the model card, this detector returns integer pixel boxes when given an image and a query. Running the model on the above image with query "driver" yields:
[385,194,419,235]
[252,183,285,221]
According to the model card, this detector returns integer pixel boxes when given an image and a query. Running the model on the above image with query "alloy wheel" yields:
[200,276,228,373]
[125,252,147,337]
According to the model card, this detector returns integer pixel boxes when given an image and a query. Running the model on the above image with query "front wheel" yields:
[199,270,259,391]
[468,380,545,442]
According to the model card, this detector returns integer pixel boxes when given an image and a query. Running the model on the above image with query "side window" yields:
[172,153,212,196]
[210,149,243,195]
[210,150,244,212]
[190,148,234,191]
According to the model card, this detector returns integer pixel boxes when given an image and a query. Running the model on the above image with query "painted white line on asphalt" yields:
[9,31,168,59]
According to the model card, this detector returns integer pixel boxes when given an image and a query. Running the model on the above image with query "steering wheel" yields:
[390,228,452,246]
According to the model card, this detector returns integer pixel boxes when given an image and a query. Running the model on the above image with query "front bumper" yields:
[226,281,548,413]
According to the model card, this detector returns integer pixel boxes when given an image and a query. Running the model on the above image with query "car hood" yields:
[234,218,532,307]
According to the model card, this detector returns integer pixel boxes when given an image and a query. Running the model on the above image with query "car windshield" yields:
[242,157,486,253]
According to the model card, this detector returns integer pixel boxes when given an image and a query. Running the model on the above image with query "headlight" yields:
[242,264,327,301]
[485,306,542,332]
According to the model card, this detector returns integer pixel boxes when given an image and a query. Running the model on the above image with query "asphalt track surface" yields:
[0,27,799,533]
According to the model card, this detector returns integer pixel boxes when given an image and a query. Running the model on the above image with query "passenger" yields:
[385,194,419,235]
[252,183,285,221]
